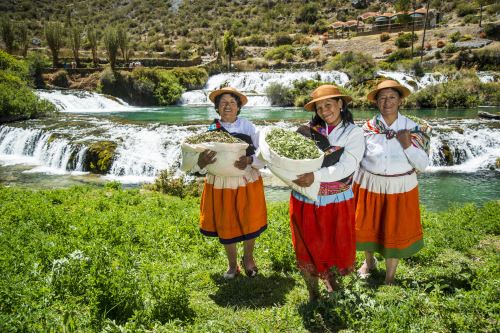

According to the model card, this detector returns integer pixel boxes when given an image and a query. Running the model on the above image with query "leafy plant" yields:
[44,22,64,68]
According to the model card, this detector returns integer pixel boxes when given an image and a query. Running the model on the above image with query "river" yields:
[1,70,499,211]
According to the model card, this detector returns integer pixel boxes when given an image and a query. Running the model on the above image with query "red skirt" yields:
[289,190,356,278]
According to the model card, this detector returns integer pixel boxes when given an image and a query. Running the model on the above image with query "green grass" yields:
[0,186,498,332]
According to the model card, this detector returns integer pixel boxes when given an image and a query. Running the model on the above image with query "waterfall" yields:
[428,120,500,172]
[0,126,86,175]
[37,90,136,112]
[377,70,498,92]
[104,124,202,183]
[179,71,349,106]
[1,117,498,183]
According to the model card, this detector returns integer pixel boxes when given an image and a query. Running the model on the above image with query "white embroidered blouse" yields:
[361,113,429,175]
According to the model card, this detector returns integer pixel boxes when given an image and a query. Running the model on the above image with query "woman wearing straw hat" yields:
[290,84,365,301]
[192,87,267,279]
[354,79,431,285]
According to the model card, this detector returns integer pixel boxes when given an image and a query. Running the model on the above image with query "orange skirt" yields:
[200,168,267,244]
[353,168,423,258]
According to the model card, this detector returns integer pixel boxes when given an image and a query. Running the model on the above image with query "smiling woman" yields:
[186,87,268,281]
[354,79,430,285]
[288,84,365,301]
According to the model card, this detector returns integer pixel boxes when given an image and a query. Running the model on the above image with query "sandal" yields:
[223,266,240,280]
[357,257,378,279]
[241,256,258,278]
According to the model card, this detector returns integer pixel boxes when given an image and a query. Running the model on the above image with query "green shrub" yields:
[449,31,461,43]
[274,33,293,46]
[0,81,57,119]
[470,47,500,70]
[479,82,500,106]
[265,83,294,106]
[312,19,329,34]
[170,67,208,90]
[26,52,51,88]
[380,32,390,42]
[0,49,29,80]
[394,32,417,48]
[386,48,413,62]
[456,3,476,17]
[407,77,485,108]
[0,51,57,120]
[463,14,479,24]
[324,51,376,84]
[264,45,295,62]
[296,3,319,24]
[482,23,500,41]
[147,169,201,198]
[239,34,268,47]
[443,43,459,54]
[154,74,184,105]
[299,47,312,59]
[100,67,184,106]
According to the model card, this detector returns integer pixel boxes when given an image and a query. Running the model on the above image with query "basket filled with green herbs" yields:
[180,130,249,176]
[258,127,324,201]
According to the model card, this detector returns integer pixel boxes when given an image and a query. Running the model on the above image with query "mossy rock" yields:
[437,126,464,135]
[85,141,117,174]
[438,142,454,166]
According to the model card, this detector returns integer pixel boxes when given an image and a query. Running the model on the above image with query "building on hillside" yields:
[348,8,439,36]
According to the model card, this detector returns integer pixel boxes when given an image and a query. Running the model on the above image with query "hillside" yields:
[1,0,498,61]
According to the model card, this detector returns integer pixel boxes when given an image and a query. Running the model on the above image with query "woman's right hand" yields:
[198,150,217,169]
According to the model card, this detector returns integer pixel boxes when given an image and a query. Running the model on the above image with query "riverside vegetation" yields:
[0,50,56,123]
[0,184,498,332]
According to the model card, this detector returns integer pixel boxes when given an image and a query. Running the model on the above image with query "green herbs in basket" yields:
[266,128,321,160]
[185,131,243,144]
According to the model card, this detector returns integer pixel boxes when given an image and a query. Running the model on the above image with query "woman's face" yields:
[376,88,402,118]
[217,94,239,123]
[315,98,343,126]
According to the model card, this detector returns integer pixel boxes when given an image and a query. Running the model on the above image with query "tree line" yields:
[1,16,242,71]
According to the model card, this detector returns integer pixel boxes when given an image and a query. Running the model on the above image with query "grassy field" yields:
[0,185,498,332]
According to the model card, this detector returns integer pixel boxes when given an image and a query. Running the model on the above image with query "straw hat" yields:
[304,85,353,112]
[366,79,411,103]
[208,87,248,106]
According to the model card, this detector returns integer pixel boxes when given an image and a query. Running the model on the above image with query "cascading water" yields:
[37,90,135,112]
[377,70,498,92]
[180,70,497,106]
[428,120,500,172]
[0,126,87,175]
[179,71,350,106]
[1,115,498,183]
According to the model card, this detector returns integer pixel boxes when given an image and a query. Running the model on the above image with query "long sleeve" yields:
[249,127,266,169]
[313,126,365,182]
[404,145,429,172]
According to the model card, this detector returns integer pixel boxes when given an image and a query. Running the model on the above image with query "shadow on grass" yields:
[209,272,296,308]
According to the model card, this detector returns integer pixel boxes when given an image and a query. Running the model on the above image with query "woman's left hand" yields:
[396,130,412,149]
[234,155,252,170]
[293,172,314,187]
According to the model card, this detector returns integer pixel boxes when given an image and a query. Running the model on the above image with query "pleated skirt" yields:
[289,189,356,278]
[200,168,267,244]
[353,168,424,258]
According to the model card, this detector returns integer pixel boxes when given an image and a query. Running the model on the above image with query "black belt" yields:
[365,168,415,177]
